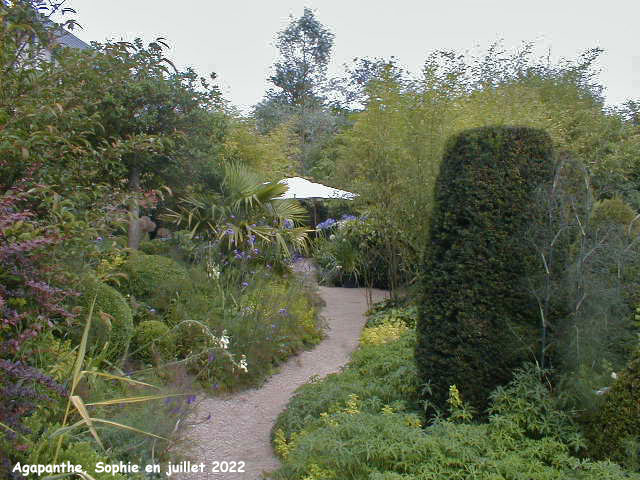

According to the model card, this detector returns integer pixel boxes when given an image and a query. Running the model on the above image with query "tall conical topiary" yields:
[416,126,555,415]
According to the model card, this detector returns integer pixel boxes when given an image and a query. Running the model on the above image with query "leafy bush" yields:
[591,197,638,232]
[78,279,134,363]
[121,253,191,304]
[556,187,640,406]
[273,329,638,479]
[19,372,187,480]
[313,216,390,288]
[148,262,324,391]
[273,331,420,441]
[360,304,412,345]
[361,322,407,345]
[57,442,128,480]
[585,347,640,469]
[132,320,176,363]
[416,125,556,414]
[365,301,417,328]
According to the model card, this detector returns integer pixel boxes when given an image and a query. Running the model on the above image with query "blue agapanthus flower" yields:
[341,214,357,221]
[284,219,294,229]
[316,218,337,230]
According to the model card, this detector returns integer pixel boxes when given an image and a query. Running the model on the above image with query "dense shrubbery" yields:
[77,278,134,363]
[272,304,638,479]
[416,126,556,414]
[313,215,391,289]
[585,347,640,468]
[0,2,323,474]
[122,253,191,302]
[3,2,640,476]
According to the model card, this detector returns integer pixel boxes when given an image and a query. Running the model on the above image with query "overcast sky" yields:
[60,0,639,113]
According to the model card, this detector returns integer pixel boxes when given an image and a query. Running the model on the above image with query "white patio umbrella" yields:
[275,177,357,226]
[275,177,357,200]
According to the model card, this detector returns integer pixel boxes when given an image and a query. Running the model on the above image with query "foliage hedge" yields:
[586,347,640,468]
[80,279,134,363]
[416,125,556,414]
[122,253,191,303]
[272,307,637,480]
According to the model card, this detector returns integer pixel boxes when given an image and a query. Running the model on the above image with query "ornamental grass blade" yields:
[71,294,96,391]
[88,418,168,440]
[85,393,191,406]
[55,295,97,462]
[70,395,104,450]
[49,419,87,439]
[79,371,160,389]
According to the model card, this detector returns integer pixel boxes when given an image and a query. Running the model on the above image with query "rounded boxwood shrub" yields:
[416,126,556,414]
[79,279,134,363]
[591,197,638,233]
[122,253,190,302]
[586,348,640,468]
[133,320,176,363]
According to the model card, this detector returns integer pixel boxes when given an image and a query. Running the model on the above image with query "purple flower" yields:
[279,308,288,316]
[341,214,357,221]
[187,395,196,404]
[226,228,234,235]
[241,281,249,288]
[208,352,216,364]
[213,383,220,389]
[205,413,212,421]
[316,218,337,230]
[284,219,294,229]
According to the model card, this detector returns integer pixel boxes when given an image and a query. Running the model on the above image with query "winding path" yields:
[175,265,387,480]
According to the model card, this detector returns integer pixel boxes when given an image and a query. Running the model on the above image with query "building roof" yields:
[40,16,91,50]
[1,1,90,50]
[53,28,90,50]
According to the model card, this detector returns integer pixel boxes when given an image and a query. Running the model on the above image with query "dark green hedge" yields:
[586,348,640,468]
[416,126,555,414]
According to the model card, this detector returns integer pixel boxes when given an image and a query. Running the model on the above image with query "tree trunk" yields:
[127,166,142,250]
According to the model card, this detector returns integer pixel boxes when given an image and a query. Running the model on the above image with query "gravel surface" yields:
[174,265,387,480]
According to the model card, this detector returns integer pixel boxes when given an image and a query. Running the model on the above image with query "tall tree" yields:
[269,7,334,106]
[255,8,336,174]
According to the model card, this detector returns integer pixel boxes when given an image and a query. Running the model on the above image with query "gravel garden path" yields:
[175,261,387,480]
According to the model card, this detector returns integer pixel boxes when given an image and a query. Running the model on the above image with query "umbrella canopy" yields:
[276,177,357,200]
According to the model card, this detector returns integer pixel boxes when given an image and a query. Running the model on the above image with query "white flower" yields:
[207,262,220,280]
[239,355,248,373]
[329,234,336,240]
[218,330,230,350]
[611,371,618,380]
